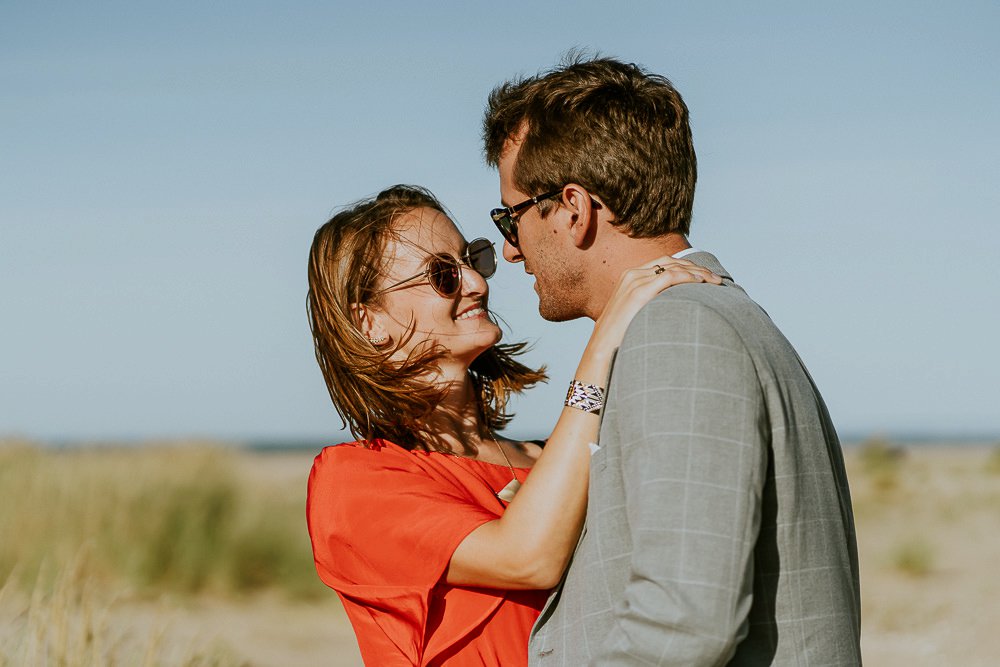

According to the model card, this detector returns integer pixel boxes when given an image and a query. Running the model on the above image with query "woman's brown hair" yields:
[307,184,547,451]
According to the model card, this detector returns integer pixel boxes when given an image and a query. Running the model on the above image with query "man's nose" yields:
[502,239,524,263]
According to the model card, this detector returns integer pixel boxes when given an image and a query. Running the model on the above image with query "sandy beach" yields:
[2,443,998,666]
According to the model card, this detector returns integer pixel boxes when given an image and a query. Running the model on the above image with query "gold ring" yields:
[653,265,666,275]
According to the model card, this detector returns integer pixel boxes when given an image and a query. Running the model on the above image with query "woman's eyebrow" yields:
[401,239,466,261]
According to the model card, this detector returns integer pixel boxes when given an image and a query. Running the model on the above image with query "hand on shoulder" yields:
[589,256,723,357]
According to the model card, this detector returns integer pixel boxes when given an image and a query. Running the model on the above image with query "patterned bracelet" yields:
[565,380,605,414]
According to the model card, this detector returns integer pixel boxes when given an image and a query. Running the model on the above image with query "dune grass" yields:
[0,442,324,601]
[0,547,247,666]
[856,436,906,493]
[889,537,935,577]
[986,445,1000,474]
[0,441,327,664]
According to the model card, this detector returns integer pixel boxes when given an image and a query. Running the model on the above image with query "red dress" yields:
[306,439,548,666]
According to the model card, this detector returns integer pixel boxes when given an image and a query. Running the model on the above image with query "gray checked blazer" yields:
[529,252,862,666]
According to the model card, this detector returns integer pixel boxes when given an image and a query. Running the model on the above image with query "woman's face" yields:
[371,207,502,370]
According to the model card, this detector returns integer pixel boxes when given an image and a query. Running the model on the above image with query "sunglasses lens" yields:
[428,257,461,297]
[490,210,518,246]
[502,218,518,246]
[467,238,497,279]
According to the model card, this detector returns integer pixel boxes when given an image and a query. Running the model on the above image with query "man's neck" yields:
[584,232,692,320]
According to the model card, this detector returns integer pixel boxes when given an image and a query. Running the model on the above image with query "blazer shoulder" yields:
[634,282,753,328]
[620,284,780,372]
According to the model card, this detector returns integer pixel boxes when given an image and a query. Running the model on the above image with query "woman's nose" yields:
[461,263,489,295]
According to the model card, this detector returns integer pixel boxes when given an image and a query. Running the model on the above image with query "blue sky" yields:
[2,1,998,442]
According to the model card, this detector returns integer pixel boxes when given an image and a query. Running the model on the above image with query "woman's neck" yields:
[422,372,488,456]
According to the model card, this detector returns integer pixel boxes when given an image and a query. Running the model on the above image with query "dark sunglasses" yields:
[375,237,496,298]
[489,188,563,247]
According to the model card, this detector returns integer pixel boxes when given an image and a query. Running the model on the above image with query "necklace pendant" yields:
[496,478,521,502]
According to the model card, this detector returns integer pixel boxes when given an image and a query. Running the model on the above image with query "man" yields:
[483,56,862,665]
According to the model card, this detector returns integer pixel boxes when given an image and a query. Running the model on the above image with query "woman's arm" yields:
[446,256,722,589]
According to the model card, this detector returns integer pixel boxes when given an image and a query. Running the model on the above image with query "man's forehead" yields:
[498,135,527,206]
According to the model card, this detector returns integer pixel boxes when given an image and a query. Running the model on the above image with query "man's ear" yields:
[561,183,600,249]
[350,302,390,345]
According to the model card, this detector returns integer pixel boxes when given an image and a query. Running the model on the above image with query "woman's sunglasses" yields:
[375,238,497,298]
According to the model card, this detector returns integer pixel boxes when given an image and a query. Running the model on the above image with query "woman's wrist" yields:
[576,344,614,377]
[564,379,605,414]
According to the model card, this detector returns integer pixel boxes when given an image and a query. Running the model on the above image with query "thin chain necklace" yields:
[488,432,522,502]
[442,432,522,502]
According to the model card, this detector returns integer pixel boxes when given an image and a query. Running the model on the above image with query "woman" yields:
[306,185,720,666]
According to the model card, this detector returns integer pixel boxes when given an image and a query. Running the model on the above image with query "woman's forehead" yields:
[390,207,464,255]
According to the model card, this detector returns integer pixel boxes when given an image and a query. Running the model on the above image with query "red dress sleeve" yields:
[306,440,509,665]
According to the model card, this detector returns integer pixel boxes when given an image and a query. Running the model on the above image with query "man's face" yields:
[497,138,585,322]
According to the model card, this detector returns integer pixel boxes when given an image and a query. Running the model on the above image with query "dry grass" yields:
[847,442,1000,665]
[0,441,332,666]
[986,444,1000,474]
[888,537,935,577]
[856,436,906,493]
[0,442,324,601]
[0,549,245,666]
[2,439,998,666]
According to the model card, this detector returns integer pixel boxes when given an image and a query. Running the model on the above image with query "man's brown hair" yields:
[483,55,696,237]
[306,184,546,451]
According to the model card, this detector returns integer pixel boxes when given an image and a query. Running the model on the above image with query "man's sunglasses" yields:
[375,237,496,298]
[489,189,563,247]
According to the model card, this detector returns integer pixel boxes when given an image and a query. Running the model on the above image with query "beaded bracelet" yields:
[565,380,605,414]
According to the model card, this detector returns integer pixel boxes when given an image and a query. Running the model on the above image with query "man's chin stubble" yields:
[537,296,584,323]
